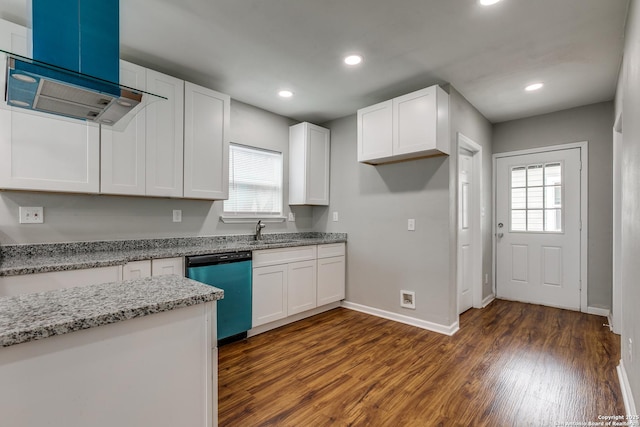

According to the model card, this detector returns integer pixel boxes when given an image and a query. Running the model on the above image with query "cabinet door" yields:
[287,260,317,316]
[392,86,438,156]
[151,257,184,277]
[0,266,122,297]
[357,100,393,163]
[0,19,100,194]
[317,256,346,306]
[146,70,184,197]
[252,264,288,327]
[100,60,147,195]
[123,260,152,280]
[184,82,230,200]
[306,124,330,205]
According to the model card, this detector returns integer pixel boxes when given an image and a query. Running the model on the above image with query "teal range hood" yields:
[4,0,163,127]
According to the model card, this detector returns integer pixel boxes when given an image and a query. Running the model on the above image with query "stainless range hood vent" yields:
[2,0,165,130]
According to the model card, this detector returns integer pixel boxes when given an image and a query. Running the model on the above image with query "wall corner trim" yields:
[341,301,459,336]
[617,359,638,416]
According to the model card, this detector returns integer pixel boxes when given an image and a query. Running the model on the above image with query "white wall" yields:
[493,101,614,310]
[615,0,640,411]
[0,100,309,244]
[315,86,492,329]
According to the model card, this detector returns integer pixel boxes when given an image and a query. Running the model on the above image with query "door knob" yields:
[497,233,504,238]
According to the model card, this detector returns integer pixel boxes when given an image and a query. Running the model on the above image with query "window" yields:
[510,162,562,232]
[223,143,283,217]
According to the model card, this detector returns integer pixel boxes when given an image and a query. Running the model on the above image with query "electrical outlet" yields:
[332,211,339,222]
[288,212,296,222]
[173,210,182,223]
[400,290,416,309]
[19,206,44,224]
[408,219,416,231]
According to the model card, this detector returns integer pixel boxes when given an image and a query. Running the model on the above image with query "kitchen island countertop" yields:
[0,275,223,348]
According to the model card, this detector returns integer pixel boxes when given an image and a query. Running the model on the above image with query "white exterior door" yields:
[458,148,474,314]
[495,148,581,310]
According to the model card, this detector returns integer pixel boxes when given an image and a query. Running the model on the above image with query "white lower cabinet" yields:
[317,256,346,306]
[317,243,346,305]
[122,260,152,280]
[151,257,184,276]
[287,260,317,316]
[252,244,345,329]
[122,257,184,280]
[0,266,122,297]
[252,264,288,326]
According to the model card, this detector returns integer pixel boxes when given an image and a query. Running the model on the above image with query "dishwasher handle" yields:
[185,251,252,268]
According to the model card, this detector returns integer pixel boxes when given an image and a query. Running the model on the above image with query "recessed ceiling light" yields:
[344,55,363,66]
[278,90,293,98]
[12,73,37,83]
[525,82,544,91]
[479,0,502,5]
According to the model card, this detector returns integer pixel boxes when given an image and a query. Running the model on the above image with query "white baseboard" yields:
[587,306,611,317]
[482,294,495,308]
[341,300,459,336]
[617,359,638,416]
[248,302,341,338]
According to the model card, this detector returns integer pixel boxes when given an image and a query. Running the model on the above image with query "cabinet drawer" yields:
[317,243,345,259]
[252,245,317,268]
[0,266,122,297]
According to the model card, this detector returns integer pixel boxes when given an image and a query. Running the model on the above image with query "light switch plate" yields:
[408,218,415,231]
[173,210,182,223]
[288,212,296,222]
[332,212,339,222]
[19,206,44,224]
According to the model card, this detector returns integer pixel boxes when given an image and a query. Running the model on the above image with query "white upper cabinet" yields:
[357,85,450,165]
[357,100,393,163]
[183,82,230,200]
[101,65,184,197]
[0,19,100,194]
[100,61,147,196]
[146,70,185,197]
[289,122,330,206]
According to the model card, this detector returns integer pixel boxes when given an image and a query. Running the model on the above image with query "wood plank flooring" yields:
[218,300,623,426]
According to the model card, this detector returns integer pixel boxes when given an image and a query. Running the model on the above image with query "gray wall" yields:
[0,100,310,244]
[616,0,640,411]
[493,101,614,310]
[315,86,492,328]
[448,87,494,301]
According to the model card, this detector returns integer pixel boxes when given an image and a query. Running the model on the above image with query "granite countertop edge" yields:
[0,233,347,277]
[0,275,224,348]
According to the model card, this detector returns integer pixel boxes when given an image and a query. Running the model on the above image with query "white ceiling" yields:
[1,0,630,124]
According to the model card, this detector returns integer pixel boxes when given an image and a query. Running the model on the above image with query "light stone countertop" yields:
[0,275,224,348]
[0,233,347,277]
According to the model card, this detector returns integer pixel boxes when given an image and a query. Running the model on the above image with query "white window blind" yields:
[224,143,283,216]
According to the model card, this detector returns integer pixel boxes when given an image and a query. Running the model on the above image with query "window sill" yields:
[219,216,286,224]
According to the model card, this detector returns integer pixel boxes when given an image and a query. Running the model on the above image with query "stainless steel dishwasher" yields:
[185,251,252,346]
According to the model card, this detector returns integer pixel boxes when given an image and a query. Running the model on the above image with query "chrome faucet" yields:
[255,220,266,241]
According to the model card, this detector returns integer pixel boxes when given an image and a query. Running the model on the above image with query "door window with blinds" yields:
[510,162,563,232]
[224,143,283,217]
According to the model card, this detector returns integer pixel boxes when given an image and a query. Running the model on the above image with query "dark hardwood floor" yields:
[218,300,623,426]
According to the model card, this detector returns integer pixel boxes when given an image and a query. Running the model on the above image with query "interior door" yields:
[495,148,581,310]
[458,148,474,314]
